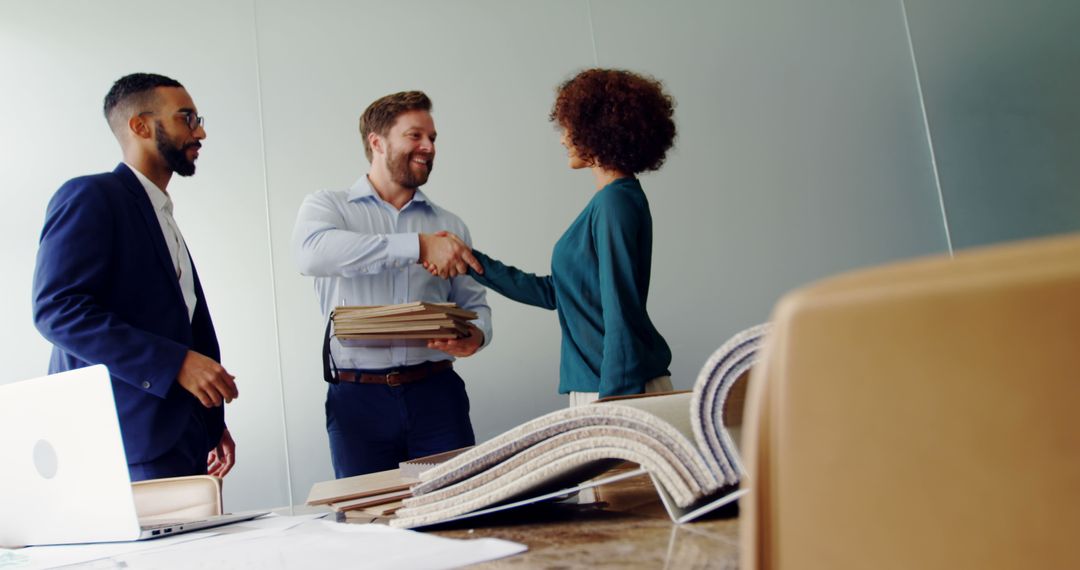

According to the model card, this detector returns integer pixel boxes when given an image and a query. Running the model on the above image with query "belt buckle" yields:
[386,370,402,387]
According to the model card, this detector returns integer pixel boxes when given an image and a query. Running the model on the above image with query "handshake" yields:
[419,231,485,279]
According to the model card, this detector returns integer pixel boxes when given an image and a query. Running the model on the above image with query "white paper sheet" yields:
[0,531,218,569]
[0,514,328,569]
[114,520,526,569]
[226,512,329,533]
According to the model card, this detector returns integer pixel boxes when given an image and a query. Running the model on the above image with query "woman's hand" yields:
[419,231,483,278]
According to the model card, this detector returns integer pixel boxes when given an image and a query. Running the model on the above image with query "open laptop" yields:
[0,365,265,547]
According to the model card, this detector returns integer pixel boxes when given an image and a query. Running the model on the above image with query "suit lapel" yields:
[114,163,186,304]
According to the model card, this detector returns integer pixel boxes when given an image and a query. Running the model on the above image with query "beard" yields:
[385,143,433,189]
[155,122,200,177]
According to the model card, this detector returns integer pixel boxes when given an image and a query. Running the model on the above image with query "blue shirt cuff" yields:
[386,233,420,266]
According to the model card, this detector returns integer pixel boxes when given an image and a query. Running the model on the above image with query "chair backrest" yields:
[132,475,223,522]
[741,232,1080,570]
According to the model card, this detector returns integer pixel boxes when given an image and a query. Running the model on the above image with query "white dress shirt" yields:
[126,163,197,322]
[292,176,492,370]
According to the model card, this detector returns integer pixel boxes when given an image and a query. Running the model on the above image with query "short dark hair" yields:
[550,69,676,175]
[359,91,432,162]
[103,73,183,133]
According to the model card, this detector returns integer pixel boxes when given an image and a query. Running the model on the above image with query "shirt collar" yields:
[348,175,433,210]
[125,162,173,215]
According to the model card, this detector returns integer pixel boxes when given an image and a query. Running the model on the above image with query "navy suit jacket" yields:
[32,163,224,465]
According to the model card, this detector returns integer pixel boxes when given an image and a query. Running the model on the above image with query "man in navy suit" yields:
[32,73,239,481]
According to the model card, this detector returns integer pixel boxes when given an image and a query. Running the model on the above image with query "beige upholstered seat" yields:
[132,475,223,522]
[742,233,1080,570]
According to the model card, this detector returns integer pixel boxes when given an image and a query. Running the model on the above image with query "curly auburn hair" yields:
[550,69,676,175]
[359,91,432,162]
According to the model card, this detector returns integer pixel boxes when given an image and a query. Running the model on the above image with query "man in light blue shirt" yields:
[292,91,492,477]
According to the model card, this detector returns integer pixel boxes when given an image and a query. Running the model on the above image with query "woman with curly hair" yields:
[429,68,676,406]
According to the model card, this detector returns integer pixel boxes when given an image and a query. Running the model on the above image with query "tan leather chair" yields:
[132,475,223,522]
[742,233,1080,570]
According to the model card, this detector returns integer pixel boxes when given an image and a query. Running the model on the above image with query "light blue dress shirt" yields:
[292,176,492,370]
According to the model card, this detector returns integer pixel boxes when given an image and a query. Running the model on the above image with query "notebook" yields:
[0,365,265,547]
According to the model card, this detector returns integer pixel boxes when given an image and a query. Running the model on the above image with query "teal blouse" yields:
[470,177,671,397]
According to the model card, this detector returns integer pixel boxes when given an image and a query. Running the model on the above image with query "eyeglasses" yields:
[139,110,205,132]
[176,110,205,131]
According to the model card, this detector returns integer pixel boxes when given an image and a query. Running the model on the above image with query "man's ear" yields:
[128,114,153,140]
[368,132,384,156]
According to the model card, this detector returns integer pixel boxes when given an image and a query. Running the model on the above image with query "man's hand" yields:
[207,428,236,478]
[428,324,484,357]
[419,231,483,279]
[177,350,238,408]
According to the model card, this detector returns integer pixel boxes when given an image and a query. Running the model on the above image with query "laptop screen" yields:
[0,365,143,546]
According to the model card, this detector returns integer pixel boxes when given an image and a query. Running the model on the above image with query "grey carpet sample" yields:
[391,324,768,529]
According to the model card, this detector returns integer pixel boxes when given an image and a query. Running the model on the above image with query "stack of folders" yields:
[307,468,417,523]
[307,449,472,523]
[333,302,478,344]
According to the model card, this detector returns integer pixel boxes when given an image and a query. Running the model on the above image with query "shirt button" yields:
[142,381,152,389]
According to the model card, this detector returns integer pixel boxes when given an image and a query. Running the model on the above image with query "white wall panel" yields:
[253,0,597,504]
[587,0,946,393]
[0,0,288,512]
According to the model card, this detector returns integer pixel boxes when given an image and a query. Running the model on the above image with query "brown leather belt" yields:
[337,360,452,387]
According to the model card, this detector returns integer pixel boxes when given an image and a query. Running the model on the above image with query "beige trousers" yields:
[568,375,674,408]
[569,375,673,503]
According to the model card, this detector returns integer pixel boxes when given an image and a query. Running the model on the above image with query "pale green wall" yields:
[906,0,1080,249]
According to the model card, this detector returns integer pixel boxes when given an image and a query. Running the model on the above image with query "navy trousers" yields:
[326,366,475,478]
[127,410,210,482]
